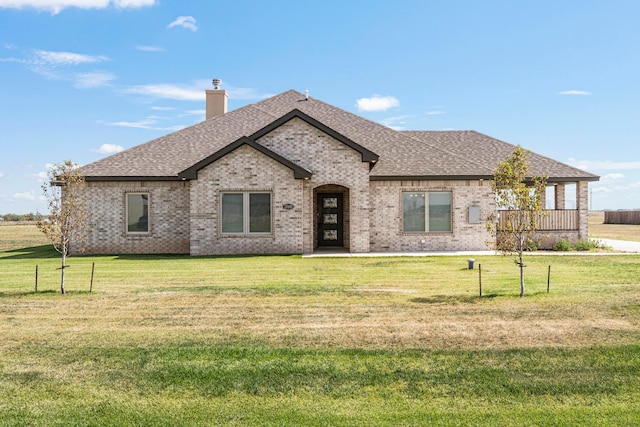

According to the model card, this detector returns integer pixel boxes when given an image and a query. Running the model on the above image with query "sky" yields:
[1,0,639,214]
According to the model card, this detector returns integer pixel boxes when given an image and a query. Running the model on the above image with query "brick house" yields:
[78,88,598,255]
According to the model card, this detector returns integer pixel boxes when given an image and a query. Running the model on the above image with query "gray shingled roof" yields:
[402,130,599,182]
[80,89,599,182]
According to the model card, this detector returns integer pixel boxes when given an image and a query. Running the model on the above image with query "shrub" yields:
[575,239,602,251]
[553,239,573,251]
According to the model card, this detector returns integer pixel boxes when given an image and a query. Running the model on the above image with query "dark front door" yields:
[317,193,343,247]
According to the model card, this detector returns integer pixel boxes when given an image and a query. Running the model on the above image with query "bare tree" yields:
[37,161,89,294]
[486,146,547,297]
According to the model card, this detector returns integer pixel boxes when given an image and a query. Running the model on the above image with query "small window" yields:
[221,192,272,235]
[126,193,149,233]
[402,191,452,232]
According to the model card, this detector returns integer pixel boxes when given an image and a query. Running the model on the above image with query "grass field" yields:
[589,211,640,241]
[1,224,640,425]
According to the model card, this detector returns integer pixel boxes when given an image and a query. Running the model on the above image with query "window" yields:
[402,191,452,232]
[221,192,272,234]
[126,193,149,233]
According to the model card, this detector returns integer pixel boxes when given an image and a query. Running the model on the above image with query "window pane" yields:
[127,194,149,232]
[249,193,271,233]
[429,192,451,232]
[403,192,425,232]
[222,193,244,233]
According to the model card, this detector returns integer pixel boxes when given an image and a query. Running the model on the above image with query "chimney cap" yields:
[212,78,222,90]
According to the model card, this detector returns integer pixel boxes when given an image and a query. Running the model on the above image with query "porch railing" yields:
[497,209,578,231]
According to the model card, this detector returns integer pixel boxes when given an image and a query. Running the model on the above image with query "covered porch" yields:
[497,180,590,248]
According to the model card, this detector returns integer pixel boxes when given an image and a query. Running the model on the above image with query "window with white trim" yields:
[402,191,452,232]
[126,193,149,233]
[221,192,272,234]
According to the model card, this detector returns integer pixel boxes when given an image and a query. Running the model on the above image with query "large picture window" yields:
[126,193,149,233]
[221,192,272,234]
[402,191,452,232]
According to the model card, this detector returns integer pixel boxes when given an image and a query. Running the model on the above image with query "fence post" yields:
[35,265,38,293]
[90,262,95,293]
[479,263,482,297]
[547,265,551,293]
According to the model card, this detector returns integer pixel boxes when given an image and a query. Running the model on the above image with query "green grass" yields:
[3,344,639,426]
[0,222,49,252]
[2,226,640,425]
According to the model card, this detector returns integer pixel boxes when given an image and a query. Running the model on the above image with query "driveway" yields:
[592,238,640,253]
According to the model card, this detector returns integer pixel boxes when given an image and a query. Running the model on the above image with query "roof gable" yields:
[179,136,312,180]
[250,109,379,163]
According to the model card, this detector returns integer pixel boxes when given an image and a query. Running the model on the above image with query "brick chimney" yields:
[206,78,227,119]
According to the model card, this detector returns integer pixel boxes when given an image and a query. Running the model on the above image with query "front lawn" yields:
[1,238,640,425]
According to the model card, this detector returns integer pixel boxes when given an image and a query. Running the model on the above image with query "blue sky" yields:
[1,0,639,213]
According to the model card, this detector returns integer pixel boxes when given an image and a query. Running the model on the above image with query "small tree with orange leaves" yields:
[38,161,89,294]
[486,146,547,297]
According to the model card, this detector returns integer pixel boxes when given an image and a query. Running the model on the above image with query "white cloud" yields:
[0,0,157,15]
[181,109,206,116]
[4,43,17,50]
[151,106,175,111]
[74,71,116,88]
[379,115,412,130]
[426,110,446,115]
[602,173,625,181]
[101,117,184,132]
[226,87,273,100]
[93,143,124,154]
[167,16,197,31]
[13,191,35,200]
[105,118,158,129]
[123,83,205,101]
[567,158,640,171]
[34,49,108,65]
[614,181,640,191]
[592,187,613,193]
[0,57,27,64]
[135,45,164,52]
[30,171,48,181]
[123,80,271,102]
[356,95,400,112]
[0,172,4,178]
[558,90,591,96]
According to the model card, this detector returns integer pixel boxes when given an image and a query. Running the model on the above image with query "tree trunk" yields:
[519,253,525,297]
[60,252,66,295]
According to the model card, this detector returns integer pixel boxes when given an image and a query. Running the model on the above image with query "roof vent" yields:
[212,78,222,90]
[305,89,309,100]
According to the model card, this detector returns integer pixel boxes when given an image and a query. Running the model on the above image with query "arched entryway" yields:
[314,184,350,250]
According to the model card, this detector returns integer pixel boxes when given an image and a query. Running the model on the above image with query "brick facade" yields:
[76,119,585,256]
[369,179,495,252]
[189,144,305,255]
[257,117,371,253]
[188,117,371,255]
[77,181,190,254]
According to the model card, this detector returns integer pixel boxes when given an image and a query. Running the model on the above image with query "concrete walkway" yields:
[593,238,640,253]
[304,239,640,257]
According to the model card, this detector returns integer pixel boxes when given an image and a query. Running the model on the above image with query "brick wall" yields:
[257,117,371,253]
[76,181,190,254]
[190,144,305,255]
[369,179,495,252]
